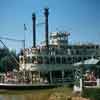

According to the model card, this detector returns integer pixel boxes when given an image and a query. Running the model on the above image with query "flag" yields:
[24,24,27,31]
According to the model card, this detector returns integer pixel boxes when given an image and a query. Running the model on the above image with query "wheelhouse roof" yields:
[73,58,100,66]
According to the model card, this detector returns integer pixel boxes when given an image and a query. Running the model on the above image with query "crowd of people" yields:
[84,70,97,86]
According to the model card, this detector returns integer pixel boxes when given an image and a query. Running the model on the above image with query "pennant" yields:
[24,24,27,31]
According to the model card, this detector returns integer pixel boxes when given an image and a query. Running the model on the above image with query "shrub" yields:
[82,88,100,100]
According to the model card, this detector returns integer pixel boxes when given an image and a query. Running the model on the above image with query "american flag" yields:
[24,24,27,31]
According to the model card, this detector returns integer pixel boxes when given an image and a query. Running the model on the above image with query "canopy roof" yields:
[73,58,100,66]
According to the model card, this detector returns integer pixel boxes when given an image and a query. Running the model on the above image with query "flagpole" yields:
[23,34,25,49]
[23,24,26,81]
[24,24,26,49]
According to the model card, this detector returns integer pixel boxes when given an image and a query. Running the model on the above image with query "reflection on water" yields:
[0,94,31,100]
[0,95,24,100]
[0,87,72,100]
[0,90,49,100]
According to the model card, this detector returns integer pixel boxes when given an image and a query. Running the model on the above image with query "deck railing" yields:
[84,79,100,88]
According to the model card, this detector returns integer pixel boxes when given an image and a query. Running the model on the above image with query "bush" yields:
[82,88,100,100]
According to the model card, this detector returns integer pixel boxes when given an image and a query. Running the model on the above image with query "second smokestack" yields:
[32,13,36,48]
[44,8,49,49]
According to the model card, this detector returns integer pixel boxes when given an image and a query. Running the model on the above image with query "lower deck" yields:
[30,70,74,84]
[0,83,59,90]
[0,70,74,85]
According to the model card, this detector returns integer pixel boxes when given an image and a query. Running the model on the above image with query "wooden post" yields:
[62,70,64,83]
[39,71,41,83]
[50,71,52,84]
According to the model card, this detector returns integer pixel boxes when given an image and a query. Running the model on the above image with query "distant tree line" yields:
[0,48,19,72]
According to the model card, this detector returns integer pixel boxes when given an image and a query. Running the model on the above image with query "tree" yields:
[0,48,19,72]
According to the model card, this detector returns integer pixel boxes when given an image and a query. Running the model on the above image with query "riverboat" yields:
[19,8,100,86]
[0,8,100,90]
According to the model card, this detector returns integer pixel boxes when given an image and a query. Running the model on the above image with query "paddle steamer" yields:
[19,8,100,85]
[0,8,100,89]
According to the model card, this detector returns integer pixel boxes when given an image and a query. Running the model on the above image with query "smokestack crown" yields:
[44,8,49,16]
[32,13,36,19]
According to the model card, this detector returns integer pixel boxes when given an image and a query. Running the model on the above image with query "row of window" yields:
[41,49,98,56]
[20,56,95,64]
[68,49,97,55]
[68,45,99,49]
[20,46,99,56]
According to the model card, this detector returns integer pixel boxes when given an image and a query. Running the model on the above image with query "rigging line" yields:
[0,40,20,67]
[0,37,24,42]
[36,22,44,26]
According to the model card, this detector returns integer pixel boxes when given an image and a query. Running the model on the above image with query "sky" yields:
[0,0,100,52]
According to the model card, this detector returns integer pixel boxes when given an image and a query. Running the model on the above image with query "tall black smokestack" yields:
[44,8,49,49]
[32,13,36,48]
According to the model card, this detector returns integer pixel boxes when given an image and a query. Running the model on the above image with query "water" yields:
[0,87,72,100]
[0,90,49,100]
[0,91,32,100]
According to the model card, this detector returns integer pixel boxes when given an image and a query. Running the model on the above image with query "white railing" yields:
[84,79,100,88]
[73,79,100,93]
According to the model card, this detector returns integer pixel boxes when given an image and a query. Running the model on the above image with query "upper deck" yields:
[19,32,100,71]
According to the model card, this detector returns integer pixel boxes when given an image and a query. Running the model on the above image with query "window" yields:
[24,57,27,63]
[44,56,49,64]
[27,56,32,63]
[73,57,77,63]
[96,45,99,49]
[62,57,66,64]
[77,57,82,62]
[76,50,79,55]
[50,56,55,64]
[56,57,61,64]
[88,56,91,59]
[32,56,37,64]
[52,71,62,78]
[64,71,73,78]
[67,57,72,64]
[37,56,43,64]
[83,57,87,60]
[20,57,24,64]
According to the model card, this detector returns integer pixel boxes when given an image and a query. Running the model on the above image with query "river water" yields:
[0,87,72,100]
[0,90,50,100]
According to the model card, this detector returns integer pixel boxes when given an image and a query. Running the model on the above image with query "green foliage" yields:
[0,48,18,72]
[82,88,100,100]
